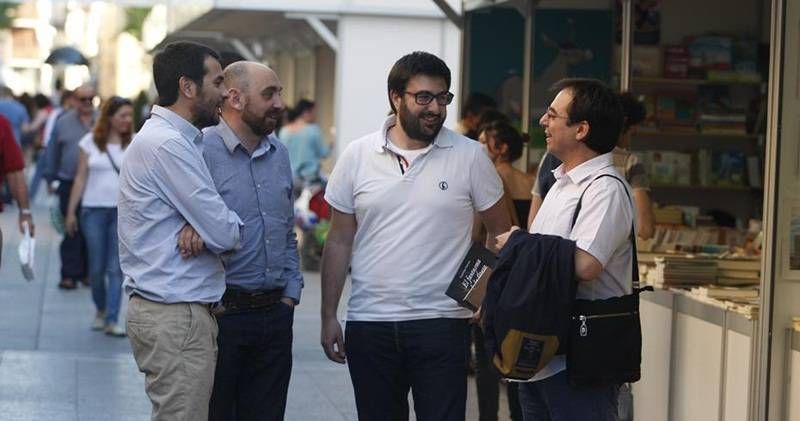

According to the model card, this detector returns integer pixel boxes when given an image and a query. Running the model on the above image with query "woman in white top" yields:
[65,96,133,337]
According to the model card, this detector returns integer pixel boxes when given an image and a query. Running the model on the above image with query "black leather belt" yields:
[221,288,282,312]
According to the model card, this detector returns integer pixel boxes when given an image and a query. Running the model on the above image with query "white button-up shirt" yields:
[527,152,634,381]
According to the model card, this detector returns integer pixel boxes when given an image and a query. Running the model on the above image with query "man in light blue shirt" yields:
[118,41,241,421]
[196,61,302,421]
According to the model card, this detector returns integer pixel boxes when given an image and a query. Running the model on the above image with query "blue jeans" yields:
[80,207,122,324]
[345,318,470,421]
[209,302,294,421]
[518,371,619,421]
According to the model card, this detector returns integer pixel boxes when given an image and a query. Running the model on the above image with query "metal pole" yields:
[754,0,785,419]
[620,0,633,92]
[518,0,538,172]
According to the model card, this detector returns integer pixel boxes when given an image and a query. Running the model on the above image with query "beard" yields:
[397,99,444,144]
[242,106,278,137]
[191,88,221,129]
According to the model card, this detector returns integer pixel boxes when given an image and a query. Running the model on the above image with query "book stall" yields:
[458,0,800,417]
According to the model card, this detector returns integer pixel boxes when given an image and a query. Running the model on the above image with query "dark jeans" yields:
[57,180,87,280]
[209,302,295,421]
[80,207,122,323]
[345,318,470,421]
[473,325,523,421]
[518,371,619,421]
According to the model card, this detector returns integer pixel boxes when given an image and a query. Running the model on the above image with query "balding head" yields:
[221,61,284,138]
[223,62,275,94]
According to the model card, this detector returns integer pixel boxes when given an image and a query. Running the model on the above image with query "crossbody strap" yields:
[106,151,120,175]
[569,173,642,291]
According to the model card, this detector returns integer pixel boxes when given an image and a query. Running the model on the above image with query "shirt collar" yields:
[555,152,615,185]
[372,115,454,153]
[216,117,273,157]
[150,105,202,145]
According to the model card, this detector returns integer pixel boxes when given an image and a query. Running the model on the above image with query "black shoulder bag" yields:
[566,173,653,388]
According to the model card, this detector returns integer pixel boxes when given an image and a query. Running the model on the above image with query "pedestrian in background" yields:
[64,96,133,337]
[0,114,34,234]
[278,99,330,184]
[44,84,96,290]
[321,51,510,421]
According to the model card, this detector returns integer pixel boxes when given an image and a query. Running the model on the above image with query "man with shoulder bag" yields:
[495,78,648,420]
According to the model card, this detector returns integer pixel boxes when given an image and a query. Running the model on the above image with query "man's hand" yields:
[19,212,34,236]
[280,297,296,308]
[494,226,520,251]
[178,224,205,258]
[321,316,346,364]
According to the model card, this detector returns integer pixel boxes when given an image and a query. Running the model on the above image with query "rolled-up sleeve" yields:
[152,138,243,254]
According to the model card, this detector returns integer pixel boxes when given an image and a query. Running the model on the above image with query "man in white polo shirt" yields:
[497,78,634,420]
[320,51,510,421]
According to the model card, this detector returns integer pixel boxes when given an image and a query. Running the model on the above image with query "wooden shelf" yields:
[635,131,758,140]
[651,184,762,192]
[632,77,763,86]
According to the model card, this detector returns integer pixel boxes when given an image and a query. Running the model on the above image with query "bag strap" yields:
[106,151,120,175]
[569,173,646,292]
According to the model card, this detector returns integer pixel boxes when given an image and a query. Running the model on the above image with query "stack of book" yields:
[649,256,718,288]
[653,206,683,225]
[717,258,760,286]
[690,285,758,301]
[698,112,747,135]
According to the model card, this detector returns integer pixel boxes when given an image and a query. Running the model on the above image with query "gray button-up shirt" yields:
[43,109,94,182]
[118,105,243,303]
[202,119,303,302]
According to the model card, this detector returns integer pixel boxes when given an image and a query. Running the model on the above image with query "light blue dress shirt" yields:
[277,124,330,180]
[118,105,243,303]
[202,119,303,302]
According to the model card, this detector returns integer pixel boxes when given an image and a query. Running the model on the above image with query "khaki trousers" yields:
[127,295,218,421]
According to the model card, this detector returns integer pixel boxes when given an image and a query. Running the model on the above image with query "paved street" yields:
[0,202,508,420]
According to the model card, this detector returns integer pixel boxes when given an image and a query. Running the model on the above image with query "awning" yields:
[154,9,337,61]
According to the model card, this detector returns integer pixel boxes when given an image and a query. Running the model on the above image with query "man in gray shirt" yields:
[43,83,96,290]
[196,61,302,421]
[118,41,242,421]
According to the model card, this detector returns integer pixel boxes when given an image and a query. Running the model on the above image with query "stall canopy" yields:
[154,8,337,61]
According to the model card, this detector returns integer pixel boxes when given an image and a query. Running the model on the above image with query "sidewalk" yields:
[0,203,505,420]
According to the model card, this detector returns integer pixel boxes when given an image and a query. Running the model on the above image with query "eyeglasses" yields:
[77,96,95,104]
[404,91,454,106]
[543,110,569,121]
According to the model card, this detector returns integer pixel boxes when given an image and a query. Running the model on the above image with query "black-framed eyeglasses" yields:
[404,90,454,106]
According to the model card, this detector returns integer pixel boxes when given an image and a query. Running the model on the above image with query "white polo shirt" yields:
[325,116,504,322]
[526,152,635,381]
